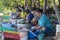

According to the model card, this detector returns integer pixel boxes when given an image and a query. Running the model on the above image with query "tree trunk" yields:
[32,0,37,7]
[25,0,28,10]
[52,0,60,24]
[47,0,50,9]
[30,0,32,9]
[43,0,47,13]
[37,0,40,8]
[20,0,21,5]
[58,0,60,10]
[58,0,60,5]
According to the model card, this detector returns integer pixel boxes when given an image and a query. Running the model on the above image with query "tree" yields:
[52,0,60,24]
[32,0,37,7]
[25,0,28,10]
[29,0,32,9]
[37,0,40,8]
[43,0,47,13]
[58,0,60,6]
[0,0,24,12]
[58,0,60,10]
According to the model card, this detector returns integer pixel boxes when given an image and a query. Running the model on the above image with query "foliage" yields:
[0,0,59,13]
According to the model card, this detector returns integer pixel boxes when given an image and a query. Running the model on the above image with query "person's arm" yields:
[36,17,46,30]
[28,13,34,23]
[36,26,45,30]
[31,18,37,22]
[36,26,42,30]
[26,14,31,23]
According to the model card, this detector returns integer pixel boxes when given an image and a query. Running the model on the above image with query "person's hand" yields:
[36,26,43,30]
[36,26,46,30]
[32,29,36,32]
[36,26,41,30]
[31,18,37,22]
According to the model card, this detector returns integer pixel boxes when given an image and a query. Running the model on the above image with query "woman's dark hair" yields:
[17,9,22,12]
[26,9,30,13]
[36,8,43,13]
[31,7,43,13]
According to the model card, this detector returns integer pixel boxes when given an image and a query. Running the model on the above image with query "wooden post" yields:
[52,0,60,24]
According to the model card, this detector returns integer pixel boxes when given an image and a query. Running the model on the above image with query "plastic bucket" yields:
[19,28,28,40]
[17,24,31,40]
[20,31,28,40]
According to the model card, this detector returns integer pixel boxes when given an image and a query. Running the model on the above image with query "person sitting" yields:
[31,8,55,40]
[26,9,34,24]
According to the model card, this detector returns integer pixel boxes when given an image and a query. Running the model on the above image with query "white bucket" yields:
[20,32,28,40]
[19,28,28,40]
[17,24,31,40]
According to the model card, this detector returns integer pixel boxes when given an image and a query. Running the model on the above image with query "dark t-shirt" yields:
[28,13,34,23]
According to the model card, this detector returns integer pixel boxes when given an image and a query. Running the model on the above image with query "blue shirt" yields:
[38,14,53,29]
[28,13,34,23]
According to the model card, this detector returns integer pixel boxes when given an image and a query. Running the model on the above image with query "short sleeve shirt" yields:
[38,14,53,29]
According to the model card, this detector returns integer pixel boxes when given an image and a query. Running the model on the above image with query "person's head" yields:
[35,8,43,18]
[31,7,37,14]
[26,9,30,14]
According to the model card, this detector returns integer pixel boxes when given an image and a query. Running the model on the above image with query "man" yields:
[31,8,55,40]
